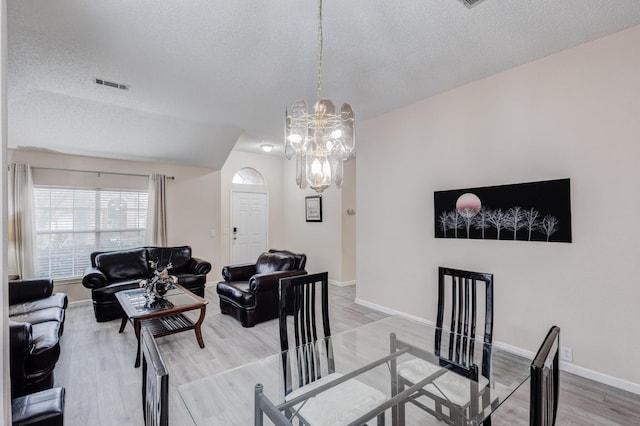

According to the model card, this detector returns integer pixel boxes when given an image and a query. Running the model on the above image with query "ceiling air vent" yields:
[94,78,129,91]
[461,0,486,8]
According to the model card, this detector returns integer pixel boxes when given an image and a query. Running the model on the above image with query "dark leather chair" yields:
[10,319,65,425]
[216,249,307,327]
[9,321,61,397]
[9,279,67,397]
[82,246,212,322]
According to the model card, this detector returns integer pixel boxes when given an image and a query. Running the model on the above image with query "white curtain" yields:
[8,162,37,278]
[146,173,167,246]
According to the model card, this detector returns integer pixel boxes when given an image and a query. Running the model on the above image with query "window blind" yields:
[34,187,148,279]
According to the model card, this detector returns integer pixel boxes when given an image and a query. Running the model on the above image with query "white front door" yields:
[231,191,268,264]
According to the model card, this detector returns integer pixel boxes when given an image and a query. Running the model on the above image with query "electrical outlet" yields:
[560,346,573,362]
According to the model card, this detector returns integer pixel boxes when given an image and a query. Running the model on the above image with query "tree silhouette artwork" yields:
[433,179,572,243]
[487,208,508,240]
[539,215,560,242]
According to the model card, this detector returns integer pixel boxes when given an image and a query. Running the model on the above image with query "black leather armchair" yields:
[10,321,60,397]
[82,246,212,322]
[10,322,65,425]
[8,279,67,396]
[216,249,307,327]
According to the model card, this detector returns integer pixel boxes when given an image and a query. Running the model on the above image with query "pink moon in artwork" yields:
[456,193,482,217]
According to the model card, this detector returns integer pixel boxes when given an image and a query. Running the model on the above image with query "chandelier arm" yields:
[317,0,323,99]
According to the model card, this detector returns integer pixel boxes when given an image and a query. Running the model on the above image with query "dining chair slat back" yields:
[278,272,386,425]
[141,327,169,426]
[530,325,560,426]
[279,272,332,394]
[437,266,494,380]
[393,267,494,426]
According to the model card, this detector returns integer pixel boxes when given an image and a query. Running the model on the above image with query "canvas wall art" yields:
[434,178,571,243]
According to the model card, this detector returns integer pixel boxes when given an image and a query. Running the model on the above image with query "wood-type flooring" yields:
[55,285,640,425]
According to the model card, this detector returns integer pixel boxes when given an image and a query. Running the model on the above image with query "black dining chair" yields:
[530,326,560,426]
[278,272,387,425]
[141,327,169,426]
[392,266,494,425]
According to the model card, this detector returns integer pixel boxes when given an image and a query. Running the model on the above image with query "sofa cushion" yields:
[147,246,192,273]
[12,387,65,426]
[9,307,65,327]
[95,248,148,281]
[255,252,296,275]
[91,279,144,302]
[9,293,67,317]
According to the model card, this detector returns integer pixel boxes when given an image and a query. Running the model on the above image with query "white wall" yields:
[282,155,347,283]
[341,159,356,283]
[8,149,222,301]
[357,24,640,386]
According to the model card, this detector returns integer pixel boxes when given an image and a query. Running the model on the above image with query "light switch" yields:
[210,229,216,238]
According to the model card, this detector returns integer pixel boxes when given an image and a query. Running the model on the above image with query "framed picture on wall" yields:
[433,178,572,243]
[305,196,322,222]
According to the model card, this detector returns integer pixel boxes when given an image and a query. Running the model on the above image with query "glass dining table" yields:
[178,316,532,425]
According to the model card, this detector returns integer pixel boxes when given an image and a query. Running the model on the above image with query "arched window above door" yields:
[232,167,265,185]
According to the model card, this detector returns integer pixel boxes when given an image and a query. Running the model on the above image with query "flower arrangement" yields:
[140,260,177,301]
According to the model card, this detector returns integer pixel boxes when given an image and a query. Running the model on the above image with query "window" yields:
[232,167,265,185]
[34,187,148,279]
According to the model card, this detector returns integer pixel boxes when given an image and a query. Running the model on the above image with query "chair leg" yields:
[394,379,406,426]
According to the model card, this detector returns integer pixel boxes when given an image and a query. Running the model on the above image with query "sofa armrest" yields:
[9,321,33,398]
[249,270,307,293]
[222,264,257,282]
[187,257,212,275]
[82,267,108,289]
[9,279,54,306]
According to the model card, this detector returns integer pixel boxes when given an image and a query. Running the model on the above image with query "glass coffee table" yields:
[116,284,208,367]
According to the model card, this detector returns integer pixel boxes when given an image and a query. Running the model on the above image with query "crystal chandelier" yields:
[285,0,355,194]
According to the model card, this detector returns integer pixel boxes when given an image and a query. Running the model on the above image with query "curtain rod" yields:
[30,166,175,180]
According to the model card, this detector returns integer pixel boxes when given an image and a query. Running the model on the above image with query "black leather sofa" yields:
[82,246,212,322]
[216,249,307,327]
[9,279,67,395]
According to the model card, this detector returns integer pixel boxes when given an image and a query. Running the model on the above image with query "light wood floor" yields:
[55,285,640,425]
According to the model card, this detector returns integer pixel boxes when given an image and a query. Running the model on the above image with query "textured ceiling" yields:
[8,0,640,169]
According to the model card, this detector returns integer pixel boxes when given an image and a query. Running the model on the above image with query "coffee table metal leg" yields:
[134,319,142,368]
[194,305,207,348]
[119,316,128,333]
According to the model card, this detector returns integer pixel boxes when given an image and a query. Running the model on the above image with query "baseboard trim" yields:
[330,280,356,287]
[558,361,640,395]
[354,297,640,396]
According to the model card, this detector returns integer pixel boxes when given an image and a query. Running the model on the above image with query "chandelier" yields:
[285,0,355,194]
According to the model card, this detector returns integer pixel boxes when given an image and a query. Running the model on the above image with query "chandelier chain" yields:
[317,0,323,99]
